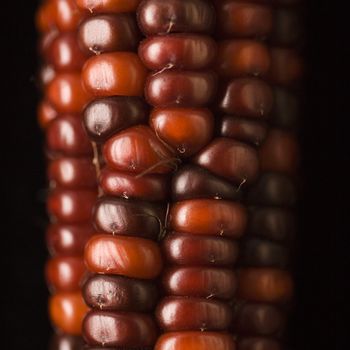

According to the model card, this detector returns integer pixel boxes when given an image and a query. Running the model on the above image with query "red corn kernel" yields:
[84,234,163,279]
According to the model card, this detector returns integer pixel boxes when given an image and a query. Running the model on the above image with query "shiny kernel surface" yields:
[85,234,163,279]
[155,332,236,350]
[169,199,247,238]
[150,107,214,157]
[103,125,175,174]
[82,52,147,97]
[47,72,91,114]
[49,292,88,335]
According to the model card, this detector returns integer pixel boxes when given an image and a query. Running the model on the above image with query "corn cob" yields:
[74,1,166,348]
[214,1,302,349]
[36,0,93,339]
[37,1,303,348]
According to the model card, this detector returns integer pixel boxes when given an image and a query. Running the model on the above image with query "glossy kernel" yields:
[46,114,92,156]
[156,296,233,331]
[259,129,299,175]
[37,99,58,129]
[48,157,96,188]
[150,107,214,157]
[139,34,217,70]
[93,196,165,239]
[84,234,163,279]
[194,138,259,185]
[220,116,268,146]
[46,223,94,256]
[217,40,270,77]
[47,189,97,223]
[46,256,86,293]
[100,168,169,201]
[83,274,158,311]
[163,233,238,266]
[216,1,273,38]
[163,267,237,299]
[137,0,215,36]
[82,52,147,97]
[83,310,157,347]
[47,72,91,114]
[237,268,294,303]
[78,14,139,54]
[103,125,176,174]
[172,165,241,201]
[54,0,85,32]
[49,292,89,335]
[145,70,217,108]
[83,96,147,143]
[219,78,274,118]
[76,0,141,13]
[169,199,247,238]
[47,32,88,71]
[155,332,236,350]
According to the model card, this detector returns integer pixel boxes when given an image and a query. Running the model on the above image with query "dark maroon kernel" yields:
[93,196,166,239]
[172,165,241,201]
[270,8,304,46]
[271,87,300,129]
[240,238,289,268]
[83,96,147,143]
[145,70,217,108]
[194,138,259,185]
[139,34,217,70]
[83,274,158,312]
[220,116,268,146]
[247,208,296,243]
[137,0,215,36]
[246,172,297,207]
[78,14,139,54]
[218,78,274,119]
[163,232,239,266]
[233,302,286,336]
[237,337,282,350]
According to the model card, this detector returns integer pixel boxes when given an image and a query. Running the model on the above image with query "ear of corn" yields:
[37,0,302,348]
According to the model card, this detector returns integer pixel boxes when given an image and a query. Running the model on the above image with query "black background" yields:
[0,1,336,349]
